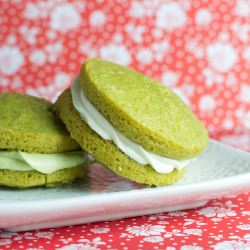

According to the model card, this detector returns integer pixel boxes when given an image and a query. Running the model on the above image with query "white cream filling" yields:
[0,150,86,174]
[72,76,193,174]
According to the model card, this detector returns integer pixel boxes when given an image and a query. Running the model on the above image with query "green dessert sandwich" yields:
[0,92,87,188]
[55,58,208,186]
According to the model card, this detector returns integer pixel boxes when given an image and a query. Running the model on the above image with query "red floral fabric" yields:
[0,0,249,249]
[0,193,250,250]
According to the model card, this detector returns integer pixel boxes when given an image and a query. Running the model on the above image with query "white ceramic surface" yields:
[0,140,249,232]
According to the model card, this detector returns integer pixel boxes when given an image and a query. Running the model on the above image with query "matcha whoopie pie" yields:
[55,58,208,186]
[0,93,87,188]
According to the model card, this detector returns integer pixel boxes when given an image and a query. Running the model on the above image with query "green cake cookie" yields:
[55,58,208,186]
[0,92,87,188]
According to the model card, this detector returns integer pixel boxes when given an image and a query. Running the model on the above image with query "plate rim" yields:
[0,171,249,207]
[0,139,249,207]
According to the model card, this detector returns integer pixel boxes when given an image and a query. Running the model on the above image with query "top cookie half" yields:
[0,92,79,153]
[80,58,208,160]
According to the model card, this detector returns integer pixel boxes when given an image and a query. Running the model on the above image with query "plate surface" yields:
[0,140,250,232]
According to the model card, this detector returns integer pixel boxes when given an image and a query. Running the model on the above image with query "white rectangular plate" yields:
[0,140,250,232]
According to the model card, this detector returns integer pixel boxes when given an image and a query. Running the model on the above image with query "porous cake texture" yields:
[0,166,86,188]
[81,59,208,159]
[55,89,185,186]
[0,92,86,188]
[0,92,79,153]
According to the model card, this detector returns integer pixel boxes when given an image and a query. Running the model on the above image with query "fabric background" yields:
[0,0,249,249]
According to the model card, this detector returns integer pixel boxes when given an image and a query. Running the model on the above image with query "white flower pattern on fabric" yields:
[199,95,216,112]
[136,48,154,65]
[195,9,212,26]
[242,211,250,215]
[222,118,234,130]
[100,44,131,65]
[34,232,54,239]
[45,42,63,63]
[58,237,105,250]
[213,237,250,250]
[50,4,81,32]
[143,236,164,243]
[162,70,179,87]
[156,2,187,31]
[164,229,185,238]
[58,244,100,250]
[231,22,250,42]
[129,1,145,18]
[198,207,237,218]
[125,24,145,43]
[126,224,166,236]
[206,43,238,73]
[168,211,188,217]
[54,72,71,88]
[183,219,206,226]
[26,72,70,101]
[183,229,202,236]
[234,0,250,17]
[0,46,24,75]
[237,224,250,231]
[90,228,110,234]
[181,246,203,250]
[238,84,250,103]
[23,2,52,19]
[89,10,106,27]
[29,50,46,66]
[23,2,42,19]
[202,68,224,87]
[243,47,250,62]
[243,111,250,129]
[19,26,39,45]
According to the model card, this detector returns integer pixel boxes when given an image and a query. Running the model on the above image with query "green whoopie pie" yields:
[0,92,87,188]
[55,58,208,186]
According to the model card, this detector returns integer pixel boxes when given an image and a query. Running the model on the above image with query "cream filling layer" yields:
[0,150,86,174]
[72,76,192,174]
